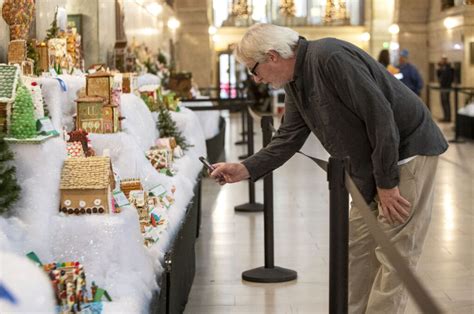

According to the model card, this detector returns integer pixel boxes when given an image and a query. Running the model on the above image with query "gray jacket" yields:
[242,37,448,202]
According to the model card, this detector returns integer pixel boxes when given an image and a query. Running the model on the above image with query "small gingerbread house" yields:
[120,179,143,199]
[59,156,115,215]
[86,71,113,104]
[122,73,137,94]
[43,261,88,308]
[0,64,20,133]
[7,39,27,64]
[75,96,120,133]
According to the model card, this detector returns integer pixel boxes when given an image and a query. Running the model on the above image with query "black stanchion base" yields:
[238,154,249,160]
[242,266,297,283]
[234,202,264,212]
[235,140,247,145]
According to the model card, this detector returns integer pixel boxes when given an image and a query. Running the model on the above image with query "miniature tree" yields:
[157,107,191,151]
[45,9,59,41]
[0,133,21,214]
[10,84,37,139]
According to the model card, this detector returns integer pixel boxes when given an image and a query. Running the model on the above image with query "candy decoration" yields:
[1,0,35,40]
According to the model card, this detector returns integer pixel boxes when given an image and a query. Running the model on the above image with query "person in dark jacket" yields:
[398,49,424,96]
[210,24,448,313]
[437,56,455,122]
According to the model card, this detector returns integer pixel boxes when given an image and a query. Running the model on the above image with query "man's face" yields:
[248,53,292,89]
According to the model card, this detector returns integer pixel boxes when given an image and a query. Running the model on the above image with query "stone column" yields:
[394,0,430,101]
[175,0,213,88]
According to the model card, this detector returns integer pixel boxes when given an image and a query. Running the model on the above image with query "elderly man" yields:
[210,23,447,313]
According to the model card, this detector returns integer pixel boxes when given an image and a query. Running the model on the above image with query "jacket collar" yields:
[292,36,308,91]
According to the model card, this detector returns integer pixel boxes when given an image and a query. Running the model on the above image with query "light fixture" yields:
[453,43,462,50]
[146,3,163,16]
[443,17,457,29]
[208,26,217,35]
[360,32,371,42]
[212,34,221,43]
[168,17,181,30]
[388,24,399,35]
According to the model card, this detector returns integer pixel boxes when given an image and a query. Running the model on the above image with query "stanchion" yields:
[327,158,349,314]
[235,108,263,212]
[449,86,464,143]
[239,109,252,160]
[235,107,247,145]
[242,116,297,283]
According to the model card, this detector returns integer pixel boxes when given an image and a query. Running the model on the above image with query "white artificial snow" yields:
[0,251,56,313]
[458,103,474,117]
[137,74,161,88]
[0,78,207,313]
[39,74,86,131]
[181,99,221,140]
[120,93,158,151]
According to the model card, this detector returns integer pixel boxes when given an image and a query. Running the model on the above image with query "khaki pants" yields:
[348,156,439,314]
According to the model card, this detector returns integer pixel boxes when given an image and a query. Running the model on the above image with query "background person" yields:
[377,49,399,75]
[210,23,448,314]
[398,49,424,96]
[437,56,455,122]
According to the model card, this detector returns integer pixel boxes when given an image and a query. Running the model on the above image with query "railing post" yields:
[235,106,263,212]
[327,157,349,314]
[241,116,297,283]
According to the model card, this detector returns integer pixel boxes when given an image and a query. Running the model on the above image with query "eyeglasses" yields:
[248,62,259,76]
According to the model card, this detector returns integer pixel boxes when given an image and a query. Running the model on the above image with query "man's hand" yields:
[210,163,250,185]
[376,186,411,225]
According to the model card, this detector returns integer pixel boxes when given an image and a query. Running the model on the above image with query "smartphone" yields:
[199,156,215,172]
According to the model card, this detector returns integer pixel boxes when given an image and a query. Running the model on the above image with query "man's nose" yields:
[253,75,262,83]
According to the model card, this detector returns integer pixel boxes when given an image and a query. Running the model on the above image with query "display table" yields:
[0,74,206,313]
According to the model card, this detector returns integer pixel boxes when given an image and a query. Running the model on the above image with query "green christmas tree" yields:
[45,10,59,41]
[157,107,192,151]
[0,134,21,214]
[10,84,37,139]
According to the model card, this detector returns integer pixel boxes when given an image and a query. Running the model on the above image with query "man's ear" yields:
[267,50,279,62]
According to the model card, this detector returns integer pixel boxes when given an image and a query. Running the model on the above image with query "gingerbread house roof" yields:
[87,70,113,78]
[60,156,113,190]
[0,64,20,103]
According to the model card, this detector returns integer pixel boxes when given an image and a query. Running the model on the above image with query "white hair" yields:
[234,23,300,65]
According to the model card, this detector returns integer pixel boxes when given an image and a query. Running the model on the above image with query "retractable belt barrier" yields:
[298,152,443,314]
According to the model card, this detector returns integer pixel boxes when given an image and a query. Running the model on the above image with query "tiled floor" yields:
[185,113,473,314]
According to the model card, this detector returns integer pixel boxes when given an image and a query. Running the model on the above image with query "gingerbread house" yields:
[122,73,137,94]
[75,96,120,133]
[86,71,113,104]
[0,64,20,133]
[59,156,115,215]
[7,39,27,64]
[120,179,143,199]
